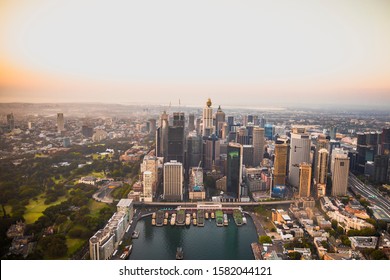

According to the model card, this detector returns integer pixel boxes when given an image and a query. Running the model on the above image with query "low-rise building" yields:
[349,236,378,250]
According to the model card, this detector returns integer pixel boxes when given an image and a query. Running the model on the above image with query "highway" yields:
[348,173,390,216]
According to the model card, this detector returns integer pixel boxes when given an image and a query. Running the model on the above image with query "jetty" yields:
[197,209,205,227]
[156,210,164,227]
[233,209,243,226]
[176,210,186,226]
[215,210,223,226]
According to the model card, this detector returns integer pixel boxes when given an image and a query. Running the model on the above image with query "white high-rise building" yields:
[202,98,213,137]
[143,171,153,202]
[331,148,348,174]
[331,156,350,196]
[288,128,311,188]
[140,156,158,193]
[252,127,265,167]
[163,160,183,201]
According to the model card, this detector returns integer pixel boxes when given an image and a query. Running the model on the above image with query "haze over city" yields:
[1,0,390,108]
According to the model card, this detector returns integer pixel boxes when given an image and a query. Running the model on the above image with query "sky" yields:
[0,0,390,108]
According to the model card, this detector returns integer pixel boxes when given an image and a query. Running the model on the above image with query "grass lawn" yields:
[66,238,86,257]
[90,171,106,178]
[24,195,68,224]
[88,200,107,217]
[34,153,49,158]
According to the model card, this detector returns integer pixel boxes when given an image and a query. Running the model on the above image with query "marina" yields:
[130,214,258,260]
[149,204,245,229]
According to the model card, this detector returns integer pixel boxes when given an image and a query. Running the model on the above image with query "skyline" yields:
[1,0,390,108]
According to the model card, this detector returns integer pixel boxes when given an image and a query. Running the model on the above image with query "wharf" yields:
[156,210,164,227]
[176,210,185,226]
[251,243,262,260]
[197,210,204,226]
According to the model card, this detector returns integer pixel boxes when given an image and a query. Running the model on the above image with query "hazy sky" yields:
[1,0,390,108]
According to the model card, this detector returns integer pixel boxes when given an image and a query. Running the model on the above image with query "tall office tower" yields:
[381,128,390,155]
[195,118,201,135]
[298,163,312,198]
[202,98,213,137]
[163,160,183,201]
[242,145,254,167]
[329,126,337,139]
[227,143,243,199]
[356,132,381,173]
[331,156,350,196]
[221,122,228,140]
[143,171,153,202]
[203,134,220,170]
[374,155,389,183]
[227,116,234,133]
[253,115,259,126]
[264,124,274,140]
[331,148,348,174]
[243,115,248,127]
[148,119,157,134]
[314,137,330,182]
[173,112,185,127]
[288,128,311,188]
[186,131,202,172]
[167,112,185,163]
[140,156,158,193]
[57,113,64,133]
[273,141,289,186]
[252,127,265,167]
[316,149,329,184]
[247,115,254,124]
[259,117,266,128]
[7,113,15,130]
[236,127,249,145]
[215,105,225,138]
[156,111,169,159]
[188,114,195,132]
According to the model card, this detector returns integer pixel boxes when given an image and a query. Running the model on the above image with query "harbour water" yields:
[129,215,258,260]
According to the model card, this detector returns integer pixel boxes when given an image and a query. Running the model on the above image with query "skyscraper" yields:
[288,128,311,188]
[203,134,220,170]
[356,132,381,173]
[236,127,249,145]
[381,128,390,155]
[299,163,312,198]
[140,156,158,194]
[316,148,329,185]
[143,171,153,202]
[252,127,265,167]
[331,148,348,174]
[7,113,14,130]
[264,124,274,140]
[331,156,350,196]
[202,98,213,137]
[215,105,225,138]
[57,113,64,133]
[163,160,183,201]
[186,131,202,172]
[314,137,330,182]
[273,141,289,186]
[227,143,243,199]
[156,111,169,160]
[167,112,185,163]
[188,114,195,132]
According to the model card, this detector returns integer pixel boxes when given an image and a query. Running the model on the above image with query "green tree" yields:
[259,235,272,244]
[288,251,302,260]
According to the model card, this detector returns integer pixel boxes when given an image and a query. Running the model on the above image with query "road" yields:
[348,173,390,216]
